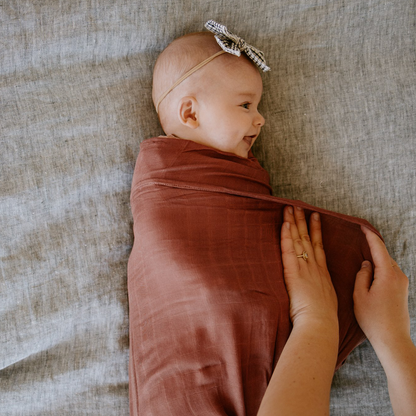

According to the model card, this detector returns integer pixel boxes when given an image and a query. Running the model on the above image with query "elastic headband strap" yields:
[155,50,226,114]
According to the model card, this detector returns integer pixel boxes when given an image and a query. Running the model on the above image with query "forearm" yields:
[257,321,338,416]
[373,337,416,416]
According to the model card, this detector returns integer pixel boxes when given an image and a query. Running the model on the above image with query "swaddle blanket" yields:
[128,136,379,416]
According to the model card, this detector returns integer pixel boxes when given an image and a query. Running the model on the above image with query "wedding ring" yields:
[297,251,309,261]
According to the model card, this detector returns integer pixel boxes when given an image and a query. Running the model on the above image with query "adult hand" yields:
[257,206,339,416]
[281,206,338,329]
[353,226,416,416]
[353,226,410,349]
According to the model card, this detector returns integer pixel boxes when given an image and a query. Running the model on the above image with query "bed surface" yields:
[1,1,415,415]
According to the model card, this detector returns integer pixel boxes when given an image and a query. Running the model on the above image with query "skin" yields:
[354,226,416,416]
[162,54,265,158]
[257,207,416,416]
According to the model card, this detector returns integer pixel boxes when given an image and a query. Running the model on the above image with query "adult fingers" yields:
[308,212,327,269]
[284,206,308,263]
[353,261,373,295]
[361,226,394,272]
[280,221,300,274]
[293,206,311,246]
[291,206,316,264]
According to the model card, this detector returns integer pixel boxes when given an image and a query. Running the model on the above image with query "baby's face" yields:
[188,57,265,158]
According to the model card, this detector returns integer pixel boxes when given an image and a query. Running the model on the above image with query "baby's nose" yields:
[254,112,265,127]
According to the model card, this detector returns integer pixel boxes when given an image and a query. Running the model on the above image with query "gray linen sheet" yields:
[1,1,414,415]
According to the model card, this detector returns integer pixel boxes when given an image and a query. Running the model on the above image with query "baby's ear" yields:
[178,97,199,129]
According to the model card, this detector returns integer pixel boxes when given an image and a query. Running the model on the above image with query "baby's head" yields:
[152,30,266,158]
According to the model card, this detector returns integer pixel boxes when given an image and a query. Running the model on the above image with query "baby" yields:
[152,20,269,158]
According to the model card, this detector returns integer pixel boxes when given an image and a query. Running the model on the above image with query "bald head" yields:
[152,32,223,129]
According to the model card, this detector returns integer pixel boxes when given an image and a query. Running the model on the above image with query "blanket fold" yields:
[128,137,379,416]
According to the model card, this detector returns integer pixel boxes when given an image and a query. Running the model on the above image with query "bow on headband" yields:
[204,20,270,72]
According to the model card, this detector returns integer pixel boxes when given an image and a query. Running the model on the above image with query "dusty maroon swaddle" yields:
[128,137,379,415]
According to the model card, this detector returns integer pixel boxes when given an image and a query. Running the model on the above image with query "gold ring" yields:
[296,251,309,261]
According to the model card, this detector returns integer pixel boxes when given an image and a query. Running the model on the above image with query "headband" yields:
[155,20,270,113]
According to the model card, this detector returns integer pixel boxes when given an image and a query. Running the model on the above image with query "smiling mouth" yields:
[243,135,256,146]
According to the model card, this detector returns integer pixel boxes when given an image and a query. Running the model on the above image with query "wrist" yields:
[292,318,340,348]
[371,334,415,367]
[293,316,339,336]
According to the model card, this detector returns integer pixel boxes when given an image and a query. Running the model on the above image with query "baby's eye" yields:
[241,102,251,109]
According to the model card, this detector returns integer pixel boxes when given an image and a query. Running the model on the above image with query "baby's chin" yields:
[217,143,249,158]
[210,146,249,159]
[225,144,251,158]
[168,135,251,158]
[234,150,249,158]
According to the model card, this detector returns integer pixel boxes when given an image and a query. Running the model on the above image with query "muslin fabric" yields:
[128,136,379,415]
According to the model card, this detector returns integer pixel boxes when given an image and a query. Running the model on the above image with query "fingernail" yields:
[288,206,293,214]
[296,206,302,211]
[313,213,320,221]
[362,261,371,268]
[285,222,290,229]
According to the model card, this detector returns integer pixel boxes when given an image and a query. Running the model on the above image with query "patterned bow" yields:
[204,20,270,72]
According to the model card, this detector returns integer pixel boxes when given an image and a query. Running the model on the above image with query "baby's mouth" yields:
[243,135,256,146]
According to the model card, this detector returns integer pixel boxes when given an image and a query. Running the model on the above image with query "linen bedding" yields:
[1,1,414,415]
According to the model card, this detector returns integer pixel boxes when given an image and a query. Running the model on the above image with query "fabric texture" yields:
[205,20,271,72]
[1,1,415,415]
[128,137,379,415]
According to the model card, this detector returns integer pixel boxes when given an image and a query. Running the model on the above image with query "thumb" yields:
[354,261,374,295]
